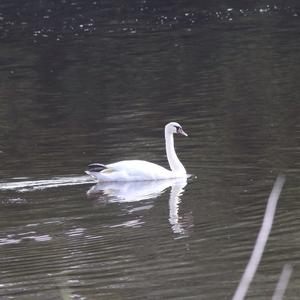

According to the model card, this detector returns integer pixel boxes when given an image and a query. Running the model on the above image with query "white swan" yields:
[85,122,188,181]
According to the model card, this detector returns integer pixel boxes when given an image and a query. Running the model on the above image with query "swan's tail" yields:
[85,163,109,181]
[87,163,107,172]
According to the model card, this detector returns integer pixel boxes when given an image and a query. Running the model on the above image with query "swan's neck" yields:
[165,130,186,174]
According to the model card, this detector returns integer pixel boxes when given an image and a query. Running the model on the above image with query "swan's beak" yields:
[178,128,188,137]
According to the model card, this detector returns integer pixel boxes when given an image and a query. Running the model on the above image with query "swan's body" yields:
[85,122,188,182]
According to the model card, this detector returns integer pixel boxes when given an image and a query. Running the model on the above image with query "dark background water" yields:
[1,1,300,299]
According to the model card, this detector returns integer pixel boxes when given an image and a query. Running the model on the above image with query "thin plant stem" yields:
[272,264,293,300]
[232,175,286,300]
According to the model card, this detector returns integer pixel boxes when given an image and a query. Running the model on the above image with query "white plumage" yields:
[85,122,188,182]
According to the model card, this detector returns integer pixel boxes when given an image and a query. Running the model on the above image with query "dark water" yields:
[1,1,300,299]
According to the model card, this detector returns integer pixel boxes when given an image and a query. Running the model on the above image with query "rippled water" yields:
[1,1,300,299]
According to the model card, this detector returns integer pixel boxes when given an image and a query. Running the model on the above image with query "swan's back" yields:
[87,160,175,182]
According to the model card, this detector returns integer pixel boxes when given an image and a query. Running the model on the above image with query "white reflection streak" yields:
[272,264,293,300]
[169,180,187,234]
[232,175,285,300]
[0,176,93,192]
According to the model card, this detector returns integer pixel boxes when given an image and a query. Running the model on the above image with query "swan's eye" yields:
[174,125,181,132]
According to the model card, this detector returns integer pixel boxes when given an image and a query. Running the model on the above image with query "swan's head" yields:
[165,122,188,137]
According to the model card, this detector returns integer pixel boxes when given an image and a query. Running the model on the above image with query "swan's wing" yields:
[108,160,173,179]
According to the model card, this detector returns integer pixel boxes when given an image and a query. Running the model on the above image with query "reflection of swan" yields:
[85,122,188,181]
[87,178,185,202]
[168,179,187,235]
[87,178,189,235]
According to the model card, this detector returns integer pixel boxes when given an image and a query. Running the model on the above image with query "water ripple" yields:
[0,176,94,192]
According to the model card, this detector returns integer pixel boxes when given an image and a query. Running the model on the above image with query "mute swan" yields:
[85,122,188,181]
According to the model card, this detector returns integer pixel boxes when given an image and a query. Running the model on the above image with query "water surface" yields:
[1,1,300,299]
